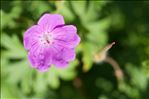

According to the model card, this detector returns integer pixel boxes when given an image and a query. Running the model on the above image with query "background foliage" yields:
[1,1,149,99]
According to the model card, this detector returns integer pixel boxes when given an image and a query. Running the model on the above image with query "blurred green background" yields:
[1,1,149,99]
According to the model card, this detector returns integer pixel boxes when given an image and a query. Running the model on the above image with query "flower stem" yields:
[105,56,124,81]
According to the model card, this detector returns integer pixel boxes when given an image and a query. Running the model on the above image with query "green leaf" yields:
[1,33,27,59]
[85,18,111,51]
[29,1,52,19]
[21,70,33,94]
[1,1,22,29]
[47,66,60,89]
[57,1,75,22]
[126,63,148,91]
[82,42,93,72]
[142,60,149,78]
[71,1,87,18]
[1,82,21,98]
[34,73,48,94]
[57,60,79,80]
[6,60,31,84]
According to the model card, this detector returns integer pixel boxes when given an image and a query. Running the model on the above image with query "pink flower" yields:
[24,14,80,72]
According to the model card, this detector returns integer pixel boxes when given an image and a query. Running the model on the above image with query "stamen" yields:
[39,32,53,45]
[46,39,50,44]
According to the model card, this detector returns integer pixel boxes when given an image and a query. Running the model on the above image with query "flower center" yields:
[40,33,54,46]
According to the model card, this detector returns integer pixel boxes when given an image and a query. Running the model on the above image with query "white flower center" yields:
[40,32,54,46]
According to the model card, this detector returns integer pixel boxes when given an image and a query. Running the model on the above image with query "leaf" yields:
[126,63,148,91]
[46,61,79,89]
[33,73,48,94]
[85,18,111,51]
[57,60,79,80]
[86,17,111,32]
[1,82,21,98]
[1,1,22,29]
[1,33,27,59]
[29,1,52,19]
[96,78,113,92]
[57,1,75,22]
[47,66,60,89]
[6,60,31,84]
[71,1,87,18]
[82,42,93,72]
[21,70,33,94]
[142,60,149,78]
[71,1,108,24]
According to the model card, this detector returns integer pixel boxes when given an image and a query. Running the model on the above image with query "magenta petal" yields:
[51,44,75,68]
[24,25,42,50]
[52,55,68,68]
[63,48,76,61]
[28,44,52,72]
[28,43,42,68]
[53,59,68,68]
[37,14,64,32]
[50,45,67,68]
[53,25,81,48]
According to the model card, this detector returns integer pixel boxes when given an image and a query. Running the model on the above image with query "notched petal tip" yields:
[64,25,77,33]
[37,13,65,29]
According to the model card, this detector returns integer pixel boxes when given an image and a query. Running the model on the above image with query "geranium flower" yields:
[24,14,80,72]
